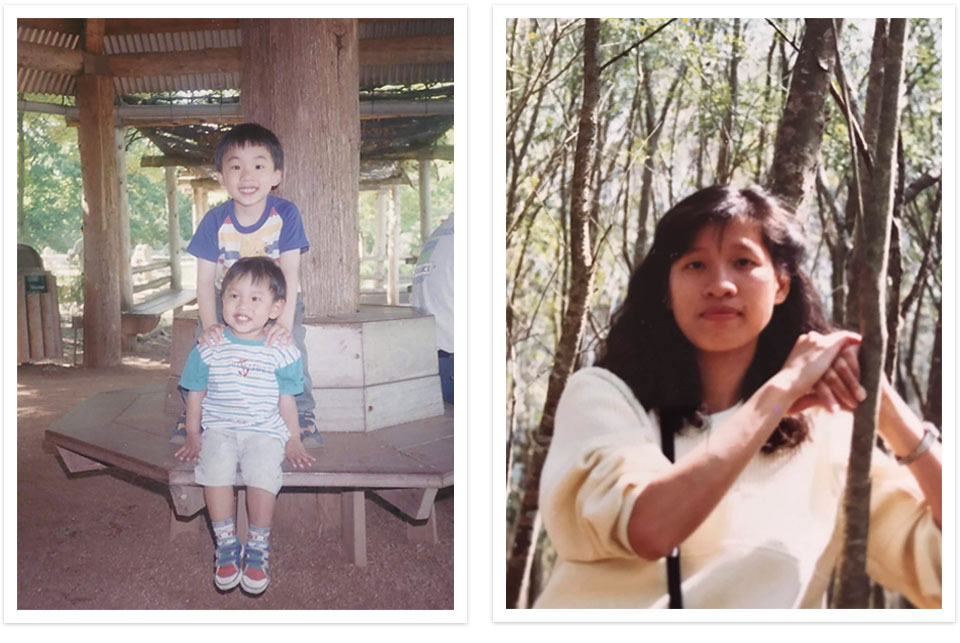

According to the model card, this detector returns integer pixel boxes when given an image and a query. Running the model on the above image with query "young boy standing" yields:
[174,122,321,445]
[175,257,315,594]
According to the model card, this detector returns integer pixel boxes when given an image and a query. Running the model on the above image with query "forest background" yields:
[504,17,942,608]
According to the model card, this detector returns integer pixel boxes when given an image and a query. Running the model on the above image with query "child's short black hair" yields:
[220,257,287,303]
[214,122,284,172]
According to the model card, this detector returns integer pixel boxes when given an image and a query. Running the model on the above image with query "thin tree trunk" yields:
[632,55,686,267]
[924,297,942,428]
[716,18,741,184]
[505,18,600,609]
[756,30,778,183]
[845,19,888,327]
[834,18,906,609]
[904,283,927,408]
[885,135,905,383]
[899,183,940,319]
[767,19,838,215]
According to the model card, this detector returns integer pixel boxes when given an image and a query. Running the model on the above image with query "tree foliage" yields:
[18,110,194,255]
[505,17,942,608]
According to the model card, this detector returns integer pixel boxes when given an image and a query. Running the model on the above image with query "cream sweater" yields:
[534,367,941,609]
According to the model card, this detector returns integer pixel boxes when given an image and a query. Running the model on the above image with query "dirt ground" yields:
[16,322,454,611]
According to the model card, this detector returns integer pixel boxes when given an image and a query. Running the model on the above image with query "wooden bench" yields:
[121,288,196,350]
[44,384,453,566]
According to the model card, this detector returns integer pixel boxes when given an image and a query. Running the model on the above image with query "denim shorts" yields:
[194,428,285,495]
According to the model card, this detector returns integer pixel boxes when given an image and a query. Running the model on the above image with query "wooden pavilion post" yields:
[116,127,133,311]
[418,153,432,243]
[165,167,182,290]
[241,18,360,316]
[385,186,399,305]
[191,182,207,232]
[375,188,387,291]
[76,18,122,366]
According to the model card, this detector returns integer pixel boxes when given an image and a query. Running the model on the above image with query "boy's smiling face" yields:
[222,274,284,340]
[216,143,282,219]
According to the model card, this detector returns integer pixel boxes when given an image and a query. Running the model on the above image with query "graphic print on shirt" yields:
[236,359,251,378]
[217,212,283,279]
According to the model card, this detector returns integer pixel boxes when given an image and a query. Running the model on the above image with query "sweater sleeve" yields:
[539,368,672,562]
[865,448,942,608]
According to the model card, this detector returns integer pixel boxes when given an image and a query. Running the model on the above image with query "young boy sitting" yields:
[173,122,321,446]
[174,257,316,594]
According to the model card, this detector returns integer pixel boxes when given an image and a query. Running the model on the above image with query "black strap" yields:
[659,422,683,609]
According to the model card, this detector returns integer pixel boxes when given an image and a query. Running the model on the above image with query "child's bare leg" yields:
[204,486,235,522]
[246,487,276,528]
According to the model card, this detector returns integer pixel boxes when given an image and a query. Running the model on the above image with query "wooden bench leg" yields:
[168,485,207,541]
[341,490,367,566]
[55,446,108,474]
[406,504,438,544]
[169,510,206,540]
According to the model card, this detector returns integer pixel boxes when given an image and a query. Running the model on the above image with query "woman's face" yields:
[668,217,790,357]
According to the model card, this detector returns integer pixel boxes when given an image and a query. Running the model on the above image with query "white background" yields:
[2,1,957,640]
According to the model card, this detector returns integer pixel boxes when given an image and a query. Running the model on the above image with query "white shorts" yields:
[194,428,286,495]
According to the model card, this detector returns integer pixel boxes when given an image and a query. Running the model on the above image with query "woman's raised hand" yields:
[779,331,864,414]
[814,342,866,411]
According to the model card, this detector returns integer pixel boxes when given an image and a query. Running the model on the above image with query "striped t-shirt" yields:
[178,329,304,439]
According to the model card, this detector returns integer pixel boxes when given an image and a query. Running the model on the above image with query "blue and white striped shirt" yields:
[179,329,304,439]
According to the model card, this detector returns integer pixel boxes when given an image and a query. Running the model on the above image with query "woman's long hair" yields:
[596,185,830,453]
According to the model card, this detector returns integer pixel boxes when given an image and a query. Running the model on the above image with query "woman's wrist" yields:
[877,379,928,456]
[764,370,803,414]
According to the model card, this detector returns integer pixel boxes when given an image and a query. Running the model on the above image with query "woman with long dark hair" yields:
[534,185,941,608]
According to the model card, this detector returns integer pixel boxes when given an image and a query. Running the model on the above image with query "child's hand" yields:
[175,433,202,462]
[285,439,317,469]
[264,323,293,348]
[198,323,226,347]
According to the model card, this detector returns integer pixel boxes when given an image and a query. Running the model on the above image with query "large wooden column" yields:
[77,71,122,366]
[241,19,360,316]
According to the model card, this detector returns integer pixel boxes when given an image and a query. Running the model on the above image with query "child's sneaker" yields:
[240,544,270,594]
[299,413,323,448]
[213,539,243,591]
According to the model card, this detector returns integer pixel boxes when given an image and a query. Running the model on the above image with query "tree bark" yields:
[241,19,360,316]
[845,19,888,328]
[834,18,906,609]
[632,54,686,267]
[767,19,837,216]
[924,297,942,428]
[716,18,741,184]
[755,30,778,184]
[505,17,600,609]
[885,136,905,382]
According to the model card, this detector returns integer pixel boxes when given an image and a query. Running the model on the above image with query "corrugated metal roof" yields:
[18,19,453,97]
[17,26,81,96]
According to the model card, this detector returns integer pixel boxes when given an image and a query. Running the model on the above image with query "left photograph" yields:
[16,17,454,610]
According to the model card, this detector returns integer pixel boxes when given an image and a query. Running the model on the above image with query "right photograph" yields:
[505,17,943,610]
